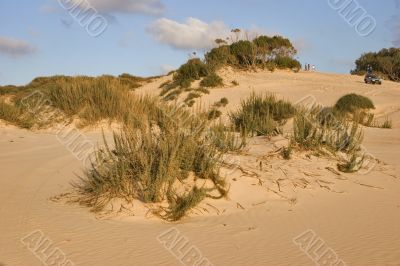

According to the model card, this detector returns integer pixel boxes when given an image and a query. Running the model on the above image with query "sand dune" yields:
[1,70,400,266]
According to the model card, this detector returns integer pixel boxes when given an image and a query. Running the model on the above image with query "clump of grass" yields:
[0,101,34,128]
[161,59,209,92]
[206,123,246,153]
[195,87,210,94]
[46,77,136,126]
[118,73,148,89]
[213,97,229,108]
[184,92,202,103]
[231,80,239,86]
[162,187,207,221]
[291,106,367,173]
[230,93,295,136]
[74,103,228,221]
[208,109,222,120]
[200,73,223,88]
[380,117,392,129]
[160,59,210,101]
[293,107,363,154]
[337,153,365,173]
[345,110,392,129]
[186,100,196,107]
[281,145,292,160]
[163,88,184,101]
[334,93,375,113]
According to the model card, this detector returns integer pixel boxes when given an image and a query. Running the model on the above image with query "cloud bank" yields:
[0,36,36,58]
[69,0,164,15]
[148,17,230,50]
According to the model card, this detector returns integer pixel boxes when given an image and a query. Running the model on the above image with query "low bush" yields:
[334,93,375,113]
[273,56,301,70]
[200,73,223,88]
[213,98,229,108]
[208,109,222,120]
[230,93,295,136]
[231,80,239,86]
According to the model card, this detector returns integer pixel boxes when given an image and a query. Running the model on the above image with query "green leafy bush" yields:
[200,73,223,88]
[273,56,301,70]
[351,48,400,82]
[334,94,375,113]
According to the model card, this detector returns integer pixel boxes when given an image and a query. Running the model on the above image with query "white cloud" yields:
[148,17,230,50]
[0,36,36,58]
[69,0,164,15]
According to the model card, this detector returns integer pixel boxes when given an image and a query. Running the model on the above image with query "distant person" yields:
[305,63,308,71]
[312,65,316,72]
[367,65,373,74]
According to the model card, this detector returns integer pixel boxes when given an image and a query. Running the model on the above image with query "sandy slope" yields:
[1,70,400,266]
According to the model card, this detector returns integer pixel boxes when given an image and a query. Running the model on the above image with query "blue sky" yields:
[0,0,399,85]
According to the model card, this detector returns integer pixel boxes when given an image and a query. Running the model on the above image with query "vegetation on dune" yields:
[2,60,390,220]
[351,47,400,82]
[160,31,301,104]
[200,73,224,88]
[331,94,392,129]
[213,97,229,108]
[0,76,147,128]
[74,103,232,221]
[205,35,299,70]
[334,93,375,113]
[230,93,295,136]
[292,106,366,173]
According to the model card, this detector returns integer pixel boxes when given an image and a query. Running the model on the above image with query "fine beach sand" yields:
[1,70,400,265]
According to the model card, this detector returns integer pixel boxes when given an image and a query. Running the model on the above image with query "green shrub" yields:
[334,94,375,113]
[205,45,235,68]
[273,56,301,70]
[230,40,257,67]
[173,59,209,88]
[351,48,400,82]
[200,73,223,88]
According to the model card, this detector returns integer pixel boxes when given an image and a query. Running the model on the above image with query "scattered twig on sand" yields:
[353,181,384,190]
[303,171,322,177]
[325,167,342,176]
[236,202,245,210]
[316,180,332,190]
[206,203,221,215]
[252,201,267,206]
